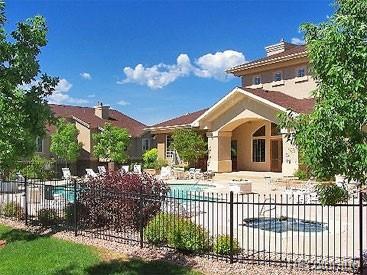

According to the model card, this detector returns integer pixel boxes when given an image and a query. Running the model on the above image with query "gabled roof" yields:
[49,104,146,137]
[242,87,314,114]
[228,45,306,74]
[192,87,314,126]
[147,108,208,130]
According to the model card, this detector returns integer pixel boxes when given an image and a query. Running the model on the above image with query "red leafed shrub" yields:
[78,171,168,231]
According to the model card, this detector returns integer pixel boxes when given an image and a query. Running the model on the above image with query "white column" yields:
[207,131,232,173]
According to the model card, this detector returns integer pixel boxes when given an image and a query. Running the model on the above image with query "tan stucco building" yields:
[147,40,316,176]
[37,103,150,175]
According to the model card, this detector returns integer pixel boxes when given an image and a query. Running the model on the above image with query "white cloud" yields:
[80,72,92,80]
[47,79,88,105]
[119,54,192,89]
[291,37,305,45]
[118,50,246,89]
[194,50,246,80]
[117,100,130,106]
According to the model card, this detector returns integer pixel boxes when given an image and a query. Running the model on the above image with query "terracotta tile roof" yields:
[228,45,306,73]
[242,87,314,114]
[150,108,209,128]
[49,104,146,137]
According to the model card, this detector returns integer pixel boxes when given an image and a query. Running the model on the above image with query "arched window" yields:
[35,136,43,153]
[252,125,265,162]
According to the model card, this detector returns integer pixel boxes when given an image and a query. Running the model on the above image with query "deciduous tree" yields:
[0,2,58,175]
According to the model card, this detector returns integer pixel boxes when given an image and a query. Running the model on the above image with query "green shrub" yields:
[144,212,173,245]
[154,158,168,170]
[21,155,55,180]
[38,209,59,226]
[316,183,349,206]
[2,202,23,219]
[144,212,211,253]
[143,148,158,169]
[213,235,240,255]
[294,169,309,180]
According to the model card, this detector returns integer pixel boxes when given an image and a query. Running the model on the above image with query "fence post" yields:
[359,192,364,275]
[229,191,234,264]
[139,187,144,249]
[24,177,28,226]
[73,179,78,237]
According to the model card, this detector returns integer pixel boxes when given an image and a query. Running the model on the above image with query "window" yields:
[271,123,281,136]
[253,125,265,137]
[297,67,305,78]
[274,72,282,82]
[253,139,265,162]
[252,125,266,162]
[253,75,261,85]
[142,138,150,151]
[35,136,43,153]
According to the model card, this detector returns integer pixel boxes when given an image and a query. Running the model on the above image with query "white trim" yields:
[191,87,289,127]
[228,51,307,74]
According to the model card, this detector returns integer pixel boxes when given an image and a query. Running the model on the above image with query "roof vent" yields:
[95,102,110,119]
[265,39,297,57]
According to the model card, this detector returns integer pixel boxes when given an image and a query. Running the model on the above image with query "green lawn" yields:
[0,224,201,275]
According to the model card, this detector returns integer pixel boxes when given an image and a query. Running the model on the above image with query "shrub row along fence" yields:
[0,175,366,274]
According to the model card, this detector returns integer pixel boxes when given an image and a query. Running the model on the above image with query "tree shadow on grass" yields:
[84,258,199,275]
[0,227,60,244]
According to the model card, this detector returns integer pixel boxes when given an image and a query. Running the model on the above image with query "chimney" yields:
[265,39,297,57]
[95,102,110,119]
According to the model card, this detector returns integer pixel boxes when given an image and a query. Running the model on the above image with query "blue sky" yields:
[9,0,333,125]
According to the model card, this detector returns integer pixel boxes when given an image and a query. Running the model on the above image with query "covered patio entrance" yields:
[192,87,299,176]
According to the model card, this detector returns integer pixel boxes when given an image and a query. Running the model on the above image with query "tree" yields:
[171,129,207,166]
[93,123,130,164]
[50,119,82,166]
[279,0,367,203]
[0,2,58,176]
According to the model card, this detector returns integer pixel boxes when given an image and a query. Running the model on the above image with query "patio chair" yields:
[159,166,172,180]
[85,168,98,178]
[194,169,203,180]
[62,168,72,180]
[203,170,215,180]
[97,165,107,175]
[121,165,130,173]
[133,164,142,174]
[188,168,196,179]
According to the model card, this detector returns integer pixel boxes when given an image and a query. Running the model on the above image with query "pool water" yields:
[243,217,328,233]
[51,183,214,203]
[168,183,214,200]
[53,186,75,203]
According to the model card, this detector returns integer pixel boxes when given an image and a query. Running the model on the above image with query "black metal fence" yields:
[0,176,366,274]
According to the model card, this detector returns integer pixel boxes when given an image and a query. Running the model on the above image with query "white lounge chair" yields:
[62,168,72,180]
[97,165,107,175]
[133,164,142,174]
[121,165,129,173]
[85,168,98,178]
[159,166,171,180]
[194,169,203,180]
[188,168,196,179]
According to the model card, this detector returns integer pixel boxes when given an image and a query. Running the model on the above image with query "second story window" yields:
[297,67,305,78]
[35,136,43,153]
[274,72,282,82]
[253,76,261,85]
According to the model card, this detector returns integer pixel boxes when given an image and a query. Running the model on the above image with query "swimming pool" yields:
[168,183,215,199]
[243,217,328,233]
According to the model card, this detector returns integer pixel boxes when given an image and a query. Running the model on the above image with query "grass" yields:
[0,224,201,275]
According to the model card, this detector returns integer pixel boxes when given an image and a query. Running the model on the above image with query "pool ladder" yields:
[259,198,276,217]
